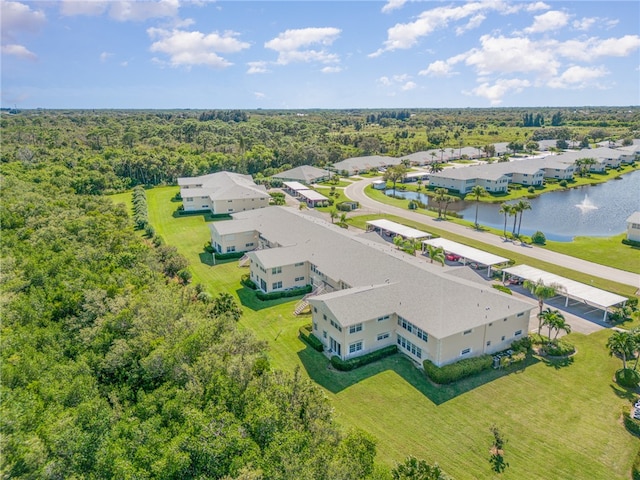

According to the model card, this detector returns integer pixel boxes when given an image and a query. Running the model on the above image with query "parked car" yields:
[445,253,461,261]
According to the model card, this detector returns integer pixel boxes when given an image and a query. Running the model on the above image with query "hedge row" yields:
[299,325,324,352]
[623,238,640,247]
[214,251,245,260]
[423,354,493,385]
[616,368,640,388]
[256,285,312,301]
[241,274,257,290]
[132,186,149,229]
[330,345,398,371]
[634,445,640,480]
[492,284,512,295]
[623,406,640,437]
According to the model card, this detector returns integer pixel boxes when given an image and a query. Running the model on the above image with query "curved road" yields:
[345,177,640,290]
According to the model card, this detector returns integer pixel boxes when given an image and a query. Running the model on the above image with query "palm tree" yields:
[339,212,347,225]
[469,185,487,229]
[416,179,423,191]
[515,200,531,237]
[510,203,520,236]
[384,164,408,196]
[498,203,513,239]
[426,245,445,266]
[607,330,636,370]
[428,162,444,174]
[442,194,458,220]
[329,208,338,224]
[539,308,569,342]
[523,279,563,334]
[553,315,571,341]
[434,188,448,219]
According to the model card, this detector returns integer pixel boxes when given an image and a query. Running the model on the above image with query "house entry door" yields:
[330,337,341,356]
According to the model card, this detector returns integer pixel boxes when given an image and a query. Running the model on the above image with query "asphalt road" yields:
[344,177,640,291]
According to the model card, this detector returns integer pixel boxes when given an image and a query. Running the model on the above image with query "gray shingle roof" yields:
[215,207,532,338]
[178,171,269,201]
[272,165,331,183]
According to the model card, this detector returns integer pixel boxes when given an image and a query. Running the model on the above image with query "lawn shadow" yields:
[236,287,304,312]
[610,383,638,401]
[198,252,239,267]
[540,355,574,369]
[297,347,540,405]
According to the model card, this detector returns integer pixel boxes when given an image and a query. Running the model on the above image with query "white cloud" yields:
[401,81,417,91]
[378,76,392,86]
[456,14,486,35]
[524,10,569,33]
[2,43,37,60]
[100,51,113,63]
[470,78,531,105]
[526,2,551,12]
[556,35,640,62]
[419,60,455,77]
[147,28,250,68]
[572,17,596,31]
[1,1,46,42]
[464,35,560,77]
[247,61,270,74]
[382,0,407,14]
[321,66,342,73]
[547,65,609,89]
[265,27,341,65]
[254,91,266,99]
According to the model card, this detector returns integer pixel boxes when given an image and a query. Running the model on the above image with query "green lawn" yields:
[107,188,640,479]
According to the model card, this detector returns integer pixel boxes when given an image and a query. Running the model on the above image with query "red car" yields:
[445,253,461,262]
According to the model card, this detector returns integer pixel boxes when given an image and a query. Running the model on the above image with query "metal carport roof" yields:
[422,237,510,266]
[366,219,432,240]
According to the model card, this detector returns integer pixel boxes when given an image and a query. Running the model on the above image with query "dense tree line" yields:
[0,108,636,196]
[0,166,385,478]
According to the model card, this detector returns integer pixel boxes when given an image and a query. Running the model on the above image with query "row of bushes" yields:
[623,406,640,438]
[492,284,512,295]
[299,325,324,352]
[132,186,149,230]
[616,368,640,388]
[330,345,398,371]
[423,354,493,385]
[529,333,575,356]
[623,238,640,247]
[255,285,312,301]
[214,251,245,260]
[241,274,257,290]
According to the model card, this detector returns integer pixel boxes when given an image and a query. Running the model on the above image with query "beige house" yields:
[178,171,270,214]
[210,207,534,366]
[627,212,640,242]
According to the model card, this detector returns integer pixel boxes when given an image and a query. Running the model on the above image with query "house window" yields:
[517,312,525,317]
[323,331,327,339]
[295,262,304,267]
[313,322,317,331]
[295,276,305,282]
[226,246,236,253]
[228,200,233,203]
[461,348,471,355]
[488,323,493,327]
[377,332,390,341]
[463,329,472,335]
[272,267,282,274]
[323,314,327,321]
[245,242,254,247]
[349,341,363,354]
[501,336,506,341]
[185,197,193,202]
[330,319,342,332]
[486,341,491,347]
[313,307,317,313]
[416,328,428,342]
[397,334,422,359]
[349,323,363,334]
[377,315,390,322]
[272,281,282,289]
[228,208,233,212]
[514,330,522,336]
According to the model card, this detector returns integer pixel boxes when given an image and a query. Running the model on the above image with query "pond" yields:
[386,169,640,241]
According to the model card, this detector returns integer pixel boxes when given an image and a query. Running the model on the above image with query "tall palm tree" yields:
[523,279,563,334]
[553,315,571,341]
[442,194,458,220]
[515,200,531,237]
[510,203,520,236]
[329,208,338,224]
[607,330,636,371]
[426,245,445,266]
[469,185,487,229]
[428,162,444,174]
[434,188,448,219]
[498,203,513,239]
[539,308,569,342]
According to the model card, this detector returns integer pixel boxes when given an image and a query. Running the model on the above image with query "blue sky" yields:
[2,0,639,109]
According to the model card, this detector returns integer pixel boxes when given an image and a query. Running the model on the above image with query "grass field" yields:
[107,188,640,479]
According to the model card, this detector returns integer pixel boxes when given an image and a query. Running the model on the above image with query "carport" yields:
[501,264,628,321]
[422,237,510,275]
[366,219,432,241]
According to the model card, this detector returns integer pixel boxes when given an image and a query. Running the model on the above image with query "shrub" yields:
[255,285,312,301]
[510,336,532,353]
[177,269,192,284]
[616,368,640,388]
[531,231,546,245]
[623,405,640,437]
[543,339,575,357]
[423,355,493,384]
[330,345,397,371]
[628,297,638,310]
[527,186,535,194]
[214,251,245,260]
[623,238,640,247]
[241,274,257,290]
[633,446,640,480]
[492,284,512,295]
[299,324,324,352]
[559,179,568,187]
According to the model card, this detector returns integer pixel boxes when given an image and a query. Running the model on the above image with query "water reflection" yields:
[385,170,640,241]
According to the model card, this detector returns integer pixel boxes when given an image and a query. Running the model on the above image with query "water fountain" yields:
[575,193,598,213]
